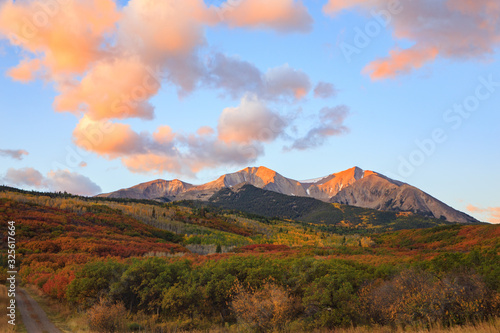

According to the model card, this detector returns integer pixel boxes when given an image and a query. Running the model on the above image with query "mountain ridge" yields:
[97,166,477,223]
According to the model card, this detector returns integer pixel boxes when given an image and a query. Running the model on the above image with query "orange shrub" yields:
[87,299,127,333]
[232,281,297,332]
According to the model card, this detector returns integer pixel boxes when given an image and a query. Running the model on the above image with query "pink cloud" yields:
[70,96,278,176]
[0,0,120,76]
[218,94,288,144]
[314,82,338,99]
[0,149,29,160]
[363,47,439,80]
[0,0,350,177]
[221,0,312,33]
[7,59,41,83]
[3,167,44,187]
[2,167,101,196]
[72,117,150,158]
[54,57,159,121]
[324,0,500,79]
[467,205,500,224]
[323,0,373,16]
[45,170,102,196]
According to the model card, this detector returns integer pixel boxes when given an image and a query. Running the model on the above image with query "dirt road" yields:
[16,288,62,333]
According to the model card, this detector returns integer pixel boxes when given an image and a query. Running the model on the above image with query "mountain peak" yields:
[97,166,477,223]
[333,166,364,179]
[240,166,275,174]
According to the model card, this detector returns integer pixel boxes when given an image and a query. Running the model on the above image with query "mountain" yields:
[303,166,365,200]
[330,173,477,223]
[98,179,193,200]
[97,166,478,223]
[204,184,458,230]
[200,166,307,195]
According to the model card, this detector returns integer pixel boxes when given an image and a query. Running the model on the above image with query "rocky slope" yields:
[330,173,477,223]
[303,166,365,200]
[98,179,193,200]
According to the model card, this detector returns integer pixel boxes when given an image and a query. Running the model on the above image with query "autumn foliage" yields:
[359,269,500,327]
[87,299,127,333]
[0,188,499,332]
[232,281,297,332]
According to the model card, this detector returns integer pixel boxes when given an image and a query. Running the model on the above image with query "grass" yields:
[0,284,27,333]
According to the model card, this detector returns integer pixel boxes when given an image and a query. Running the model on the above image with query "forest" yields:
[0,187,499,332]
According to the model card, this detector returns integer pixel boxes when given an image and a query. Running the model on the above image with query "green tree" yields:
[66,260,126,307]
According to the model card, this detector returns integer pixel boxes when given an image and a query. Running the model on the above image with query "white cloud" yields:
[2,167,102,196]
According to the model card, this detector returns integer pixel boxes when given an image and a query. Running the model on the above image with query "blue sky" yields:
[0,0,499,222]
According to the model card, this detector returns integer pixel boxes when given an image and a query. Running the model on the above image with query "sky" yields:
[0,0,499,223]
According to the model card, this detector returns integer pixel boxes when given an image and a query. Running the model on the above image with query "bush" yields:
[87,299,127,333]
[359,269,499,327]
[232,281,297,332]
[127,322,143,331]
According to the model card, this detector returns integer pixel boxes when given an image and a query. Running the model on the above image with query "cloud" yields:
[264,64,311,100]
[324,0,500,79]
[206,53,312,100]
[0,149,29,160]
[45,170,102,196]
[120,136,263,177]
[0,0,350,176]
[206,53,264,98]
[286,106,350,151]
[467,205,500,224]
[70,95,278,176]
[218,94,288,144]
[153,126,177,145]
[54,57,160,121]
[2,167,102,196]
[119,0,213,57]
[363,47,439,80]
[220,0,313,33]
[118,0,214,96]
[0,0,316,120]
[0,0,120,77]
[197,126,215,136]
[7,58,41,83]
[314,82,338,98]
[122,139,262,176]
[72,117,152,158]
[3,167,44,187]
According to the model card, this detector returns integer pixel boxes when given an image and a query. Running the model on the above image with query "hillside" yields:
[205,184,469,231]
[0,197,187,258]
[0,186,498,332]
